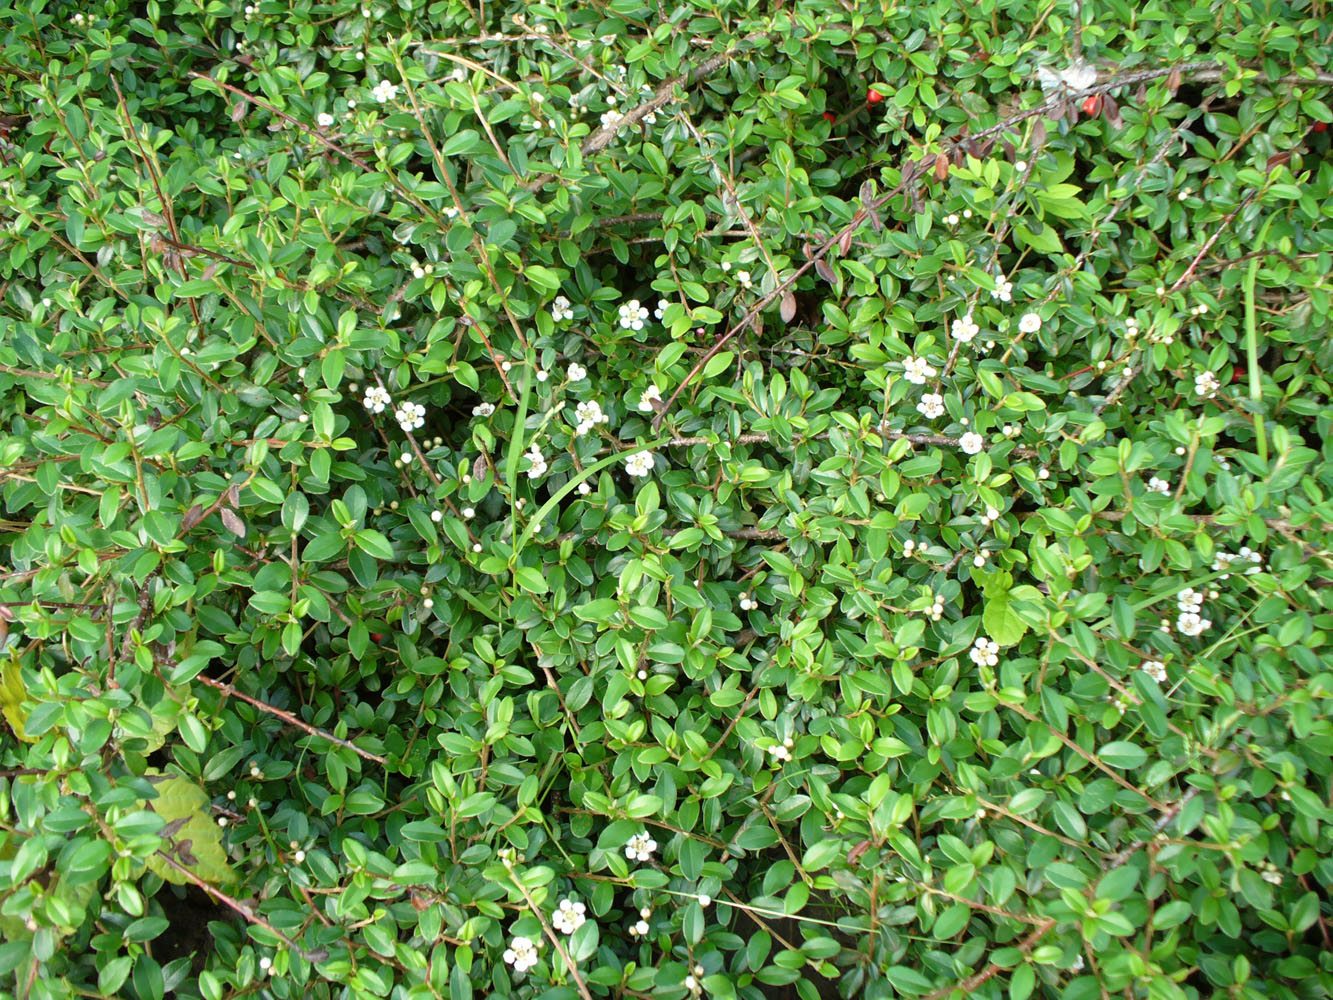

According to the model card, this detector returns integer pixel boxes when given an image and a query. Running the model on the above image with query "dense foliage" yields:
[1,0,1331,998]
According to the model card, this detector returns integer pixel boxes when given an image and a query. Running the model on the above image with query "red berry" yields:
[866,88,884,105]
[1313,121,1328,133]
[1231,365,1244,384]
[370,632,384,643]
[823,111,837,123]
[1081,94,1102,117]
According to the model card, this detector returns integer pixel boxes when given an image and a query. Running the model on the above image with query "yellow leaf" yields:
[0,651,33,743]
[143,772,238,886]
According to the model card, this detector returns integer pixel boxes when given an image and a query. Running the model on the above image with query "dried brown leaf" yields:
[180,505,205,531]
[779,292,797,323]
[219,507,246,539]
[934,153,949,181]
[814,259,837,285]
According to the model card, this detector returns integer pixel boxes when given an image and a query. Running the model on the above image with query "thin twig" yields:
[151,849,328,962]
[193,674,388,766]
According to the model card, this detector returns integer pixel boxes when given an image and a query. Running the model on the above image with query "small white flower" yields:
[1147,476,1171,495]
[600,109,622,128]
[917,393,945,419]
[1018,312,1042,335]
[768,744,791,762]
[1261,869,1283,886]
[959,432,984,455]
[654,298,670,319]
[902,355,937,385]
[1071,954,1085,972]
[573,399,607,436]
[317,112,335,128]
[951,314,980,343]
[394,400,426,432]
[430,509,443,523]
[526,445,547,480]
[472,402,495,418]
[1140,660,1168,683]
[625,831,658,862]
[259,956,271,971]
[552,898,587,935]
[577,482,592,496]
[629,918,651,938]
[1176,611,1211,637]
[638,384,663,412]
[618,299,650,331]
[970,636,1000,667]
[991,276,1013,302]
[624,450,655,478]
[1194,371,1220,399]
[462,507,475,519]
[739,591,757,611]
[372,79,399,103]
[1037,467,1050,480]
[945,213,960,226]
[503,935,539,974]
[566,363,587,382]
[362,385,392,413]
[551,295,574,322]
[736,270,753,290]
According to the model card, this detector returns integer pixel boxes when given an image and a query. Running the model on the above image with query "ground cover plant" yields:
[1,0,1332,997]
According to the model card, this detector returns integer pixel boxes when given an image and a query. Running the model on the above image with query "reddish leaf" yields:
[779,292,797,323]
[934,153,949,181]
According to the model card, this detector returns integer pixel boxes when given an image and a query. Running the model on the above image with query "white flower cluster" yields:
[552,898,587,935]
[951,314,980,343]
[638,384,662,412]
[317,112,335,128]
[572,399,609,436]
[625,831,657,862]
[917,393,945,419]
[363,385,391,413]
[991,275,1013,302]
[551,295,574,322]
[654,298,670,320]
[737,270,753,290]
[925,592,946,621]
[394,400,425,432]
[566,362,587,382]
[979,505,1001,527]
[618,299,649,331]
[1176,588,1212,637]
[472,402,495,418]
[1195,371,1221,399]
[737,590,759,612]
[628,906,652,937]
[960,431,984,455]
[1147,476,1171,495]
[684,964,706,994]
[372,79,399,103]
[1212,546,1263,578]
[525,445,547,480]
[624,450,655,478]
[503,935,539,974]
[1260,862,1283,885]
[903,356,936,385]
[768,737,794,763]
[969,636,999,667]
[1140,660,1168,683]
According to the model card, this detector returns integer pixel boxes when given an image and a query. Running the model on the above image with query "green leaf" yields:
[1098,741,1147,769]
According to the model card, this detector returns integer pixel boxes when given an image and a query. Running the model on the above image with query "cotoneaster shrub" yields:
[1,1,1331,999]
